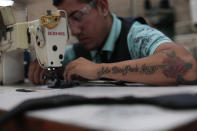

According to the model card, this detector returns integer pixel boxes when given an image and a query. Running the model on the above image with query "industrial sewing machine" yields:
[0,6,69,85]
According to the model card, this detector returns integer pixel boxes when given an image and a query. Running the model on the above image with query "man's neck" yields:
[98,13,113,52]
[107,13,113,36]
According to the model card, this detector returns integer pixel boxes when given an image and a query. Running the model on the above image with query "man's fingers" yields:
[64,66,78,83]
[64,65,77,80]
[34,64,42,85]
[64,67,69,82]
[66,69,77,83]
[40,69,46,85]
[65,62,76,72]
[28,61,37,84]
[64,58,83,72]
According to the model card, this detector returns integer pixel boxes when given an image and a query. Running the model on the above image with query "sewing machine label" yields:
[48,32,65,36]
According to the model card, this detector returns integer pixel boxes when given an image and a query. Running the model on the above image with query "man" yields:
[0,32,2,45]
[29,0,197,86]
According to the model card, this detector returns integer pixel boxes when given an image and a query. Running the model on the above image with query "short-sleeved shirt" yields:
[63,14,172,66]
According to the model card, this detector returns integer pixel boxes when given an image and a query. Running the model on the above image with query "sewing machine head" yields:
[0,6,69,85]
[28,10,69,69]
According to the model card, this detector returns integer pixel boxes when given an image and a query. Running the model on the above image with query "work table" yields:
[1,81,197,131]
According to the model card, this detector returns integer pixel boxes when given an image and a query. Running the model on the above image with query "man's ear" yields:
[96,0,109,16]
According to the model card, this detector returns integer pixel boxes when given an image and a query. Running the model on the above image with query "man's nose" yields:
[70,25,82,36]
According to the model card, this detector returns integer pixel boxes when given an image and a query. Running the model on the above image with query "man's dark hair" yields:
[53,0,95,7]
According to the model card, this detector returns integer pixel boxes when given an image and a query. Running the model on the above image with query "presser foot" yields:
[47,79,79,88]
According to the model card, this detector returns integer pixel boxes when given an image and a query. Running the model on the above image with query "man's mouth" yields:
[79,37,89,44]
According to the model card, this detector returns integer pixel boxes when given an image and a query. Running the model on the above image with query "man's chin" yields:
[80,42,95,51]
[83,45,95,51]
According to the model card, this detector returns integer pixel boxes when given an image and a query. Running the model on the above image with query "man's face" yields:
[57,0,109,51]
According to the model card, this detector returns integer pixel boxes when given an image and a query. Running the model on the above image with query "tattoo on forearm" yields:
[162,51,192,83]
[97,64,166,77]
[140,64,167,75]
[97,67,111,78]
[97,51,193,83]
[112,65,139,76]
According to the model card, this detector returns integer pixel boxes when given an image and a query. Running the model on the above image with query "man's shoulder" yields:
[118,16,147,25]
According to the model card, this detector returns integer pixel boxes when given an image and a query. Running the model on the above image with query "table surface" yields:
[1,81,197,131]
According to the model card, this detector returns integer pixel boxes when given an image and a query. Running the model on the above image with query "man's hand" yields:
[28,60,46,85]
[64,57,101,83]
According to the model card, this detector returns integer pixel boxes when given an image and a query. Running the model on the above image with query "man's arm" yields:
[64,43,197,85]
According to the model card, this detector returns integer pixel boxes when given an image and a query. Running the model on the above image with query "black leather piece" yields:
[1,93,197,125]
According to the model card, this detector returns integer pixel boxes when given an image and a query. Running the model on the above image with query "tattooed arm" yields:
[64,43,197,85]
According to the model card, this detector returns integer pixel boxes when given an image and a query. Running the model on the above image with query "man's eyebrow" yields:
[69,10,79,17]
